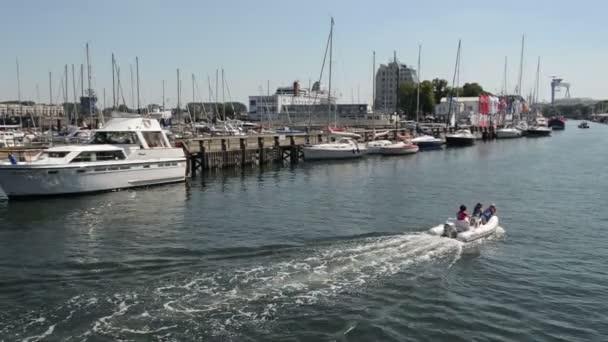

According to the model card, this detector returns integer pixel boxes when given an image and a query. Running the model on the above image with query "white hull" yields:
[428,216,499,242]
[303,148,365,160]
[0,159,186,197]
[380,143,419,156]
[496,128,522,139]
[366,140,393,154]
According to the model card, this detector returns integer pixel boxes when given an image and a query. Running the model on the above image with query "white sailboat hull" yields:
[496,128,522,139]
[0,160,186,198]
[303,148,365,160]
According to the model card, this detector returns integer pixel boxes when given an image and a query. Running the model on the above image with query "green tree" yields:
[460,82,485,97]
[431,78,449,104]
[398,82,417,117]
[419,80,436,115]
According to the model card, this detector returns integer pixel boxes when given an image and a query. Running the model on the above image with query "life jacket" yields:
[457,210,468,221]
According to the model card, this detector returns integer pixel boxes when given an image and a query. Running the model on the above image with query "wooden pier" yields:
[178,125,497,175]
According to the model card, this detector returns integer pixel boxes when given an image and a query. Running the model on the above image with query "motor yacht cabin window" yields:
[91,132,139,145]
[38,151,70,160]
[70,150,126,163]
[141,131,168,148]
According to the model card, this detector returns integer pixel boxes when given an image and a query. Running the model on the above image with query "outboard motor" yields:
[442,222,457,238]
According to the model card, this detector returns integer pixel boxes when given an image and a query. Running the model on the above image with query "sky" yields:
[1,0,607,108]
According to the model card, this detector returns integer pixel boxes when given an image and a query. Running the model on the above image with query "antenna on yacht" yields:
[130,64,135,110]
[162,80,165,110]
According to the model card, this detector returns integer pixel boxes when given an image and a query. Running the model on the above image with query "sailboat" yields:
[303,18,367,161]
[444,40,476,147]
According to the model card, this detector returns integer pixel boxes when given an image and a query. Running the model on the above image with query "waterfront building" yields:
[435,95,529,126]
[374,54,418,114]
[0,103,64,117]
[248,81,372,125]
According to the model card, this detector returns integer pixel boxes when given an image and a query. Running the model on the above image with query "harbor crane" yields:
[550,76,571,104]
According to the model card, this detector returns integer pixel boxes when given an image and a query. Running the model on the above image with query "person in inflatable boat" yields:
[470,203,484,227]
[456,205,469,221]
[480,204,497,224]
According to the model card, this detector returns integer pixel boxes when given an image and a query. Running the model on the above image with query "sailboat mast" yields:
[372,50,375,113]
[136,57,140,113]
[16,58,22,127]
[72,64,77,123]
[177,68,181,124]
[534,57,540,106]
[221,68,225,120]
[517,35,525,97]
[328,17,334,128]
[416,44,421,123]
[447,40,461,127]
[49,72,53,105]
[192,74,196,121]
[111,53,116,109]
[130,64,135,110]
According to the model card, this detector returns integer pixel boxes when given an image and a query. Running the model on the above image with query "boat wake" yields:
[4,233,463,341]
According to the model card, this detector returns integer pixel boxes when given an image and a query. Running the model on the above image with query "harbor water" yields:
[1,122,607,341]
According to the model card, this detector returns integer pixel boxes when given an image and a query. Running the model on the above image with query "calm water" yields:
[1,121,607,341]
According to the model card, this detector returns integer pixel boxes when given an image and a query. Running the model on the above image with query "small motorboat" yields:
[366,140,393,155]
[548,117,566,130]
[578,121,590,129]
[526,125,552,137]
[445,129,476,146]
[379,142,419,156]
[428,216,500,243]
[411,135,443,150]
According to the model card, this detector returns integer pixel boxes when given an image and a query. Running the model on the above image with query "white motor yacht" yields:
[411,135,443,149]
[0,118,186,198]
[445,129,476,146]
[303,138,366,160]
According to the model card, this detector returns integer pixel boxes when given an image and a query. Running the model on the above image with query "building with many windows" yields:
[374,54,417,114]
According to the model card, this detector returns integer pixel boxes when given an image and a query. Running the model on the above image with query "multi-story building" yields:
[0,103,64,117]
[374,54,417,114]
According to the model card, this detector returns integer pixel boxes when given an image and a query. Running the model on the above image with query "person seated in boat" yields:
[470,203,483,227]
[454,205,472,232]
[457,205,469,221]
[480,204,497,224]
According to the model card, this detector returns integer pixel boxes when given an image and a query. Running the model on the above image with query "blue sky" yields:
[1,0,606,107]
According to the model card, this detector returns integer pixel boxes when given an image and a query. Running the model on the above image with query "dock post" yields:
[274,136,281,162]
[258,137,265,165]
[240,138,246,166]
[221,138,227,168]
[290,136,297,164]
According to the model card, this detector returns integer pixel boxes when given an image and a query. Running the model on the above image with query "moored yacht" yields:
[411,135,443,149]
[366,140,393,154]
[445,129,476,146]
[0,118,186,198]
[379,141,419,156]
[496,126,522,139]
[303,137,366,160]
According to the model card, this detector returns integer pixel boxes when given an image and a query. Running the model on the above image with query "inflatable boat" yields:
[428,216,499,242]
